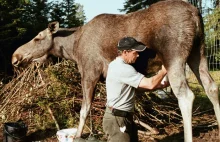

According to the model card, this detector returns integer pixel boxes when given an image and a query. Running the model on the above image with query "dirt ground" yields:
[1,128,218,142]
[0,93,219,142]
[1,115,219,142]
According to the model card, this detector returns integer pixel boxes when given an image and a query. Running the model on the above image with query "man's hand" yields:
[161,65,167,75]
[161,81,170,88]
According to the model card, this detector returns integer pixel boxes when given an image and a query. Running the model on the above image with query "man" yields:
[102,37,169,142]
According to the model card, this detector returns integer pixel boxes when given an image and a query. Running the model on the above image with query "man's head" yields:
[117,37,146,52]
[117,37,146,64]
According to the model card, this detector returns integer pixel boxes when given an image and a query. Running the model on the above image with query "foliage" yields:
[0,0,27,75]
[204,8,220,45]
[119,0,218,14]
[119,0,205,14]
[204,7,220,68]
[213,0,220,7]
[49,2,66,26]
[49,0,86,28]
[119,0,159,13]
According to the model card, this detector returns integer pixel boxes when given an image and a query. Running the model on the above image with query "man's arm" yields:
[138,65,169,90]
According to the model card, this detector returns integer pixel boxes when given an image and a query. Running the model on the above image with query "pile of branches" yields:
[0,59,185,140]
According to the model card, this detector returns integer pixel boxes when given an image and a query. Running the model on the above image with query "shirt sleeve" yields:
[119,64,144,88]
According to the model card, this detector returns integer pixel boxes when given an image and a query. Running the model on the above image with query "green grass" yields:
[188,71,220,111]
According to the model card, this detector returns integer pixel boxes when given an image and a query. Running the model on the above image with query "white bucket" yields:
[56,128,77,142]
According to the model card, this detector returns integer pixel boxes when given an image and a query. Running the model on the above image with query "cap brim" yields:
[132,44,146,52]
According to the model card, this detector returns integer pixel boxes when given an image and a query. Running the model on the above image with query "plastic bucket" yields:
[3,122,28,142]
[56,128,77,142]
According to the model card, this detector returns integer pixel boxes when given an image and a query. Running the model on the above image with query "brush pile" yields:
[0,59,197,140]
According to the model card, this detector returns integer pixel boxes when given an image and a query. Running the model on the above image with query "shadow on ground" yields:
[26,128,57,141]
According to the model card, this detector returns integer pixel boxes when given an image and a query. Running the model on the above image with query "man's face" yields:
[123,50,139,64]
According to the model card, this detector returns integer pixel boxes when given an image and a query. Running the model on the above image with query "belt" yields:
[106,106,133,117]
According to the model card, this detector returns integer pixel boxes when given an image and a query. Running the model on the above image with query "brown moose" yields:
[11,0,220,141]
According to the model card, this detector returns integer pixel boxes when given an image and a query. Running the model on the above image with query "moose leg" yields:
[167,61,195,142]
[75,73,100,138]
[188,54,220,139]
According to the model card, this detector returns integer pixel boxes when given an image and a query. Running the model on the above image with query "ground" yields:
[1,112,219,142]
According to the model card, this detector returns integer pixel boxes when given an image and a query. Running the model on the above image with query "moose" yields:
[11,0,220,141]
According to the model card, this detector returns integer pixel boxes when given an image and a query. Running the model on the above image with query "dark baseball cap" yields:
[117,37,146,52]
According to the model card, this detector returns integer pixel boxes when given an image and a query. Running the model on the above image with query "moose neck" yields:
[50,28,79,61]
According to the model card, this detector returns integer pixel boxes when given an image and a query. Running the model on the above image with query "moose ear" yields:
[48,21,59,34]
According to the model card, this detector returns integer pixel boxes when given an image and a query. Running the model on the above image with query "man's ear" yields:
[122,50,129,56]
[48,21,59,34]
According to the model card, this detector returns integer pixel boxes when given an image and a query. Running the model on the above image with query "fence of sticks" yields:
[0,59,215,141]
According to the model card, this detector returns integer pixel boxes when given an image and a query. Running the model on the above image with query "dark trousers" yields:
[102,109,138,142]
